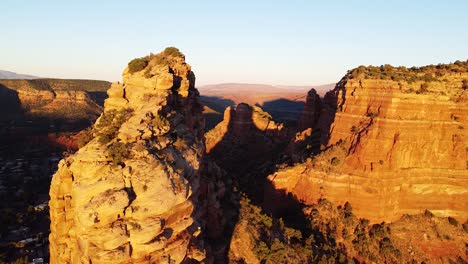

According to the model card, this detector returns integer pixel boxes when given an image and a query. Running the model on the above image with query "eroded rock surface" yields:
[49,48,211,263]
[205,103,287,177]
[269,64,468,223]
[297,89,321,131]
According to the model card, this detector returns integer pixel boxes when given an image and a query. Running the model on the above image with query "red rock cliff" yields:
[269,63,468,222]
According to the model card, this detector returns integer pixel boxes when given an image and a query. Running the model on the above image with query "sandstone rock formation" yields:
[0,79,110,153]
[49,48,214,263]
[0,79,110,125]
[205,103,285,153]
[269,63,468,223]
[297,89,321,131]
[284,88,323,162]
[205,103,287,177]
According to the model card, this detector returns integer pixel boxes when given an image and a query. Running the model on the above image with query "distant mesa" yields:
[198,82,335,96]
[199,83,335,127]
[0,70,39,79]
[198,82,335,105]
[0,78,111,132]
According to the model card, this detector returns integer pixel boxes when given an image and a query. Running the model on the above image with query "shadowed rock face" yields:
[269,67,468,223]
[297,89,321,131]
[231,103,254,136]
[0,79,110,130]
[49,49,213,263]
[205,103,286,160]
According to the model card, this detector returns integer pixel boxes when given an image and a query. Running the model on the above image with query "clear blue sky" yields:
[1,0,467,85]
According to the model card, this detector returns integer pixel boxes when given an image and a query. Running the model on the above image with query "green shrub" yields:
[379,237,401,259]
[78,127,94,148]
[447,217,458,226]
[369,224,386,238]
[143,68,154,78]
[163,47,184,58]
[96,109,133,144]
[344,202,353,218]
[96,109,117,129]
[422,73,436,82]
[463,223,468,233]
[98,129,116,144]
[128,57,148,73]
[254,241,270,261]
[152,115,170,128]
[151,54,170,66]
[347,61,468,85]
[417,83,429,94]
[330,157,340,166]
[107,141,129,165]
[269,238,288,261]
[424,209,434,218]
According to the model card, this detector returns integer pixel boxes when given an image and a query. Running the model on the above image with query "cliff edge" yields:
[269,62,468,222]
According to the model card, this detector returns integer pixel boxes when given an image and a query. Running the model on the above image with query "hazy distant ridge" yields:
[0,70,39,79]
[198,82,335,96]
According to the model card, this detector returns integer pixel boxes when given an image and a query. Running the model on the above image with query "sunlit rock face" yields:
[0,79,110,124]
[49,48,212,263]
[269,64,468,223]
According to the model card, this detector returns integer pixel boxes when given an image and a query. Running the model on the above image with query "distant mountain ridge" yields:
[199,83,336,126]
[0,70,39,79]
[0,78,111,131]
[198,82,335,96]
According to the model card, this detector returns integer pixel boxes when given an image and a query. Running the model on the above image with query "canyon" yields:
[1,51,466,263]
[0,79,111,261]
[0,79,110,132]
[199,83,334,129]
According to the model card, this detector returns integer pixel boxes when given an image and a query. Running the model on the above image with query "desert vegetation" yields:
[95,108,133,144]
[232,196,311,263]
[0,79,110,92]
[233,196,467,263]
[240,199,467,263]
[309,139,348,173]
[162,47,184,58]
[77,127,94,148]
[462,79,468,90]
[127,57,149,74]
[76,108,134,164]
[107,141,130,165]
[348,60,468,83]
[128,47,185,74]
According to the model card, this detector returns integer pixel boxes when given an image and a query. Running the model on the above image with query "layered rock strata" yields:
[49,49,211,263]
[0,79,109,123]
[269,65,468,222]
